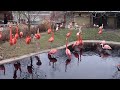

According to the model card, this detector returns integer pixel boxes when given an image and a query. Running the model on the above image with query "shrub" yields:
[0,23,48,41]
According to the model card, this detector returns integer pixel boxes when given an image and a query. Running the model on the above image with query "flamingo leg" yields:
[52,63,54,68]
[49,61,51,66]
[65,64,67,72]
[50,42,53,49]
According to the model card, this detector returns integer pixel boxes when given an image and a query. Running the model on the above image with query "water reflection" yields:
[27,57,33,74]
[48,54,57,68]
[35,55,42,66]
[65,59,71,72]
[73,48,83,65]
[1,43,120,79]
[0,65,5,75]
[13,61,21,79]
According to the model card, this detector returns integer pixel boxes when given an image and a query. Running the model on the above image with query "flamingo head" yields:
[100,40,106,45]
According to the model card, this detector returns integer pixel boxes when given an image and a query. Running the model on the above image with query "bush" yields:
[0,23,48,41]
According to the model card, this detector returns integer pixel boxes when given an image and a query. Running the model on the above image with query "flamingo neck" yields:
[52,31,54,37]
[66,38,68,49]
[16,26,18,34]
[101,43,104,48]
[10,27,12,40]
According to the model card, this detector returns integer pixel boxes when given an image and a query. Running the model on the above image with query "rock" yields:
[0,56,3,60]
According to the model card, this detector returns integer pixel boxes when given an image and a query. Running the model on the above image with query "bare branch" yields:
[32,11,41,22]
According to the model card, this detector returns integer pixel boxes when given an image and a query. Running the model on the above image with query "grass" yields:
[0,28,120,60]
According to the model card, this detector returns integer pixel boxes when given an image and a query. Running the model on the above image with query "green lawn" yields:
[0,28,120,60]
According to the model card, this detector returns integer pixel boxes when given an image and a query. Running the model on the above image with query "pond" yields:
[0,43,120,79]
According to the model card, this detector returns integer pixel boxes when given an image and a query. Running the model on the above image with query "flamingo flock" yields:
[0,21,115,70]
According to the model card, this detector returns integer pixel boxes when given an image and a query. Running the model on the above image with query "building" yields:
[66,11,120,29]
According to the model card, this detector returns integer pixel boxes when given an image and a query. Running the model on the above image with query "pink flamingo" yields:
[15,25,19,39]
[66,38,72,59]
[48,49,57,55]
[100,41,112,50]
[72,32,83,48]
[48,22,52,34]
[73,52,79,61]
[66,30,72,38]
[12,35,17,45]
[26,36,31,44]
[19,32,23,38]
[48,31,54,47]
[48,28,52,34]
[66,22,73,38]
[48,30,57,55]
[98,24,103,34]
[34,28,41,39]
[9,25,14,45]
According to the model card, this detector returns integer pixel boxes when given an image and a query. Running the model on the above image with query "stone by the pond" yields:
[0,56,3,60]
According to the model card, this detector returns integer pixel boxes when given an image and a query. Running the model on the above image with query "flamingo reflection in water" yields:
[48,54,57,68]
[13,61,21,79]
[35,55,42,66]
[0,65,5,75]
[65,59,71,72]
[73,48,83,66]
[112,64,120,79]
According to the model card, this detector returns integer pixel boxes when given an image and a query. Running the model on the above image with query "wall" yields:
[107,16,116,29]
[74,13,90,27]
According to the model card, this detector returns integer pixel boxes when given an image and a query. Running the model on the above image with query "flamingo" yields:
[66,22,73,38]
[66,38,72,59]
[48,22,52,34]
[73,51,79,62]
[26,36,31,44]
[48,31,55,48]
[9,25,14,45]
[35,56,42,66]
[72,31,83,48]
[19,32,23,38]
[34,29,41,49]
[48,49,57,55]
[12,35,17,45]
[100,40,106,45]
[48,28,52,34]
[35,28,41,39]
[15,25,19,39]
[66,30,72,38]
[98,26,103,34]
[48,27,57,56]
[100,43,112,50]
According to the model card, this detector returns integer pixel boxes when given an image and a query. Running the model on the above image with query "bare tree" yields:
[13,11,42,35]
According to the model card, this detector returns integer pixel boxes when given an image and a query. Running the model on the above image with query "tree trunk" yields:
[27,11,31,36]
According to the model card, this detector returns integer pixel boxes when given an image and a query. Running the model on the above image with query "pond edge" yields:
[0,40,120,65]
